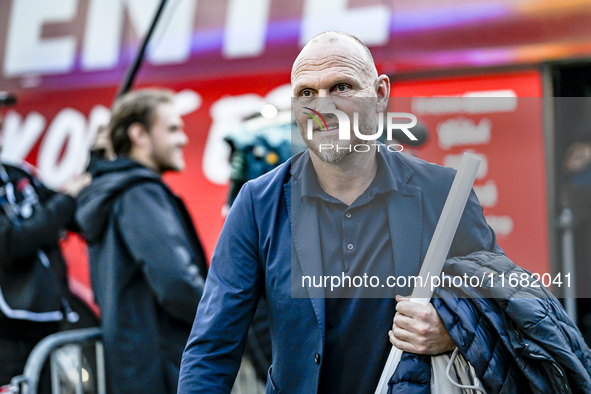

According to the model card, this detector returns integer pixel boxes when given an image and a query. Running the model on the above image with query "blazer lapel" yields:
[387,184,423,296]
[385,159,423,296]
[285,178,326,340]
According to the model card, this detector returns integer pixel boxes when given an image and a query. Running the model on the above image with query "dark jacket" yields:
[76,158,207,394]
[0,162,75,340]
[389,251,591,393]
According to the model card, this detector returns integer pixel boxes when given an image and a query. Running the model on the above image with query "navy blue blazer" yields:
[178,149,501,393]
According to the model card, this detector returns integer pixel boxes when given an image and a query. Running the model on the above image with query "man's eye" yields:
[336,84,348,92]
[301,90,312,97]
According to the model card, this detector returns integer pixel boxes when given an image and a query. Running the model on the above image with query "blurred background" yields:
[2,0,591,350]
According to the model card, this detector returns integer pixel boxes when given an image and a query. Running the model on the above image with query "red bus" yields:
[2,0,591,338]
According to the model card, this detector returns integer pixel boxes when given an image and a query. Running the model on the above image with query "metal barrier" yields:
[10,328,105,394]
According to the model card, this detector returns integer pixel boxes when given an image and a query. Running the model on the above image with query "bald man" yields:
[178,31,500,393]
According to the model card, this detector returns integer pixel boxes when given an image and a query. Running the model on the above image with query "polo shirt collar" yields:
[296,149,398,201]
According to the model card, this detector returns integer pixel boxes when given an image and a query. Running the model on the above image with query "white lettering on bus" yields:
[3,0,392,77]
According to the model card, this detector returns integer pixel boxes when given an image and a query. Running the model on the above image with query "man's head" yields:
[110,89,188,174]
[291,31,390,164]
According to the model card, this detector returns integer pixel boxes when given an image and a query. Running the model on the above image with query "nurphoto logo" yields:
[303,107,419,142]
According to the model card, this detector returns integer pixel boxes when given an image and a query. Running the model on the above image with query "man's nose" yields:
[315,93,337,113]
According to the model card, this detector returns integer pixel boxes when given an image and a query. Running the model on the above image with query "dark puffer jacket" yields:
[389,251,591,393]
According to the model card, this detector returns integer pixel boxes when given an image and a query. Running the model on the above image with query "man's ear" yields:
[128,123,149,148]
[376,74,390,113]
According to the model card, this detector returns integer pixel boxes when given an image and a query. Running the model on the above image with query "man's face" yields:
[146,103,188,173]
[291,38,385,163]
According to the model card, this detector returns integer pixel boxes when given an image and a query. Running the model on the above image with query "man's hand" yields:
[389,295,456,355]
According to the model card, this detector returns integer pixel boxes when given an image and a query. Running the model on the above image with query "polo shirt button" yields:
[315,354,321,364]
[345,212,352,218]
[347,243,354,250]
